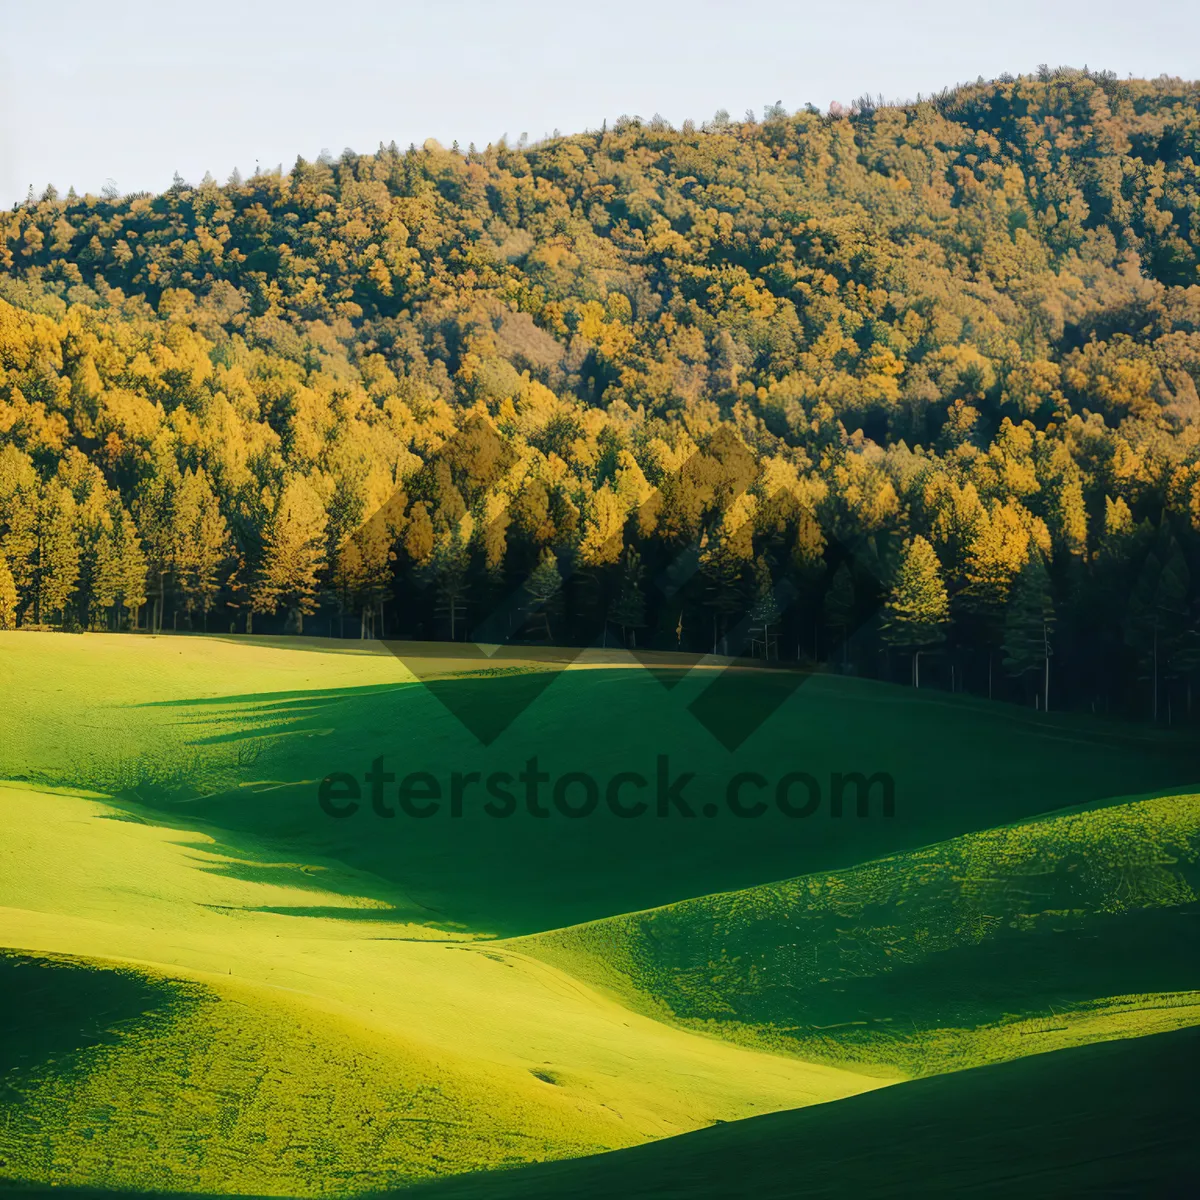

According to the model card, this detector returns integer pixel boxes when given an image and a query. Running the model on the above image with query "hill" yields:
[2,633,1198,1193]
[3,71,1200,719]
[0,781,881,1196]
[4,632,1199,934]
[397,1026,1200,1200]
[515,790,1200,1076]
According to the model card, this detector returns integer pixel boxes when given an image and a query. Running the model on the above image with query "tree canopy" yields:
[3,67,1200,717]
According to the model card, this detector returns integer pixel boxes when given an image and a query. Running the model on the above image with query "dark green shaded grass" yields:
[394,1026,1200,1200]
[0,952,195,1104]
[9,659,1200,936]
[798,903,1200,1025]
[515,790,1200,1074]
[167,669,1200,935]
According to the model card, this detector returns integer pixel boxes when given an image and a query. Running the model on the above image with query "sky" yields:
[3,0,1198,207]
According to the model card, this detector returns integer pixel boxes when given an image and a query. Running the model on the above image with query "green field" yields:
[1,631,1198,1195]
[398,1027,1200,1200]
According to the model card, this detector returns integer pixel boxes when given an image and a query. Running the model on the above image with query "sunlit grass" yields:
[2,631,1199,1195]
[0,783,882,1195]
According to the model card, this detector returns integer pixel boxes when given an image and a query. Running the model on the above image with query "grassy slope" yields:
[515,790,1200,1076]
[2,632,1199,1194]
[397,1026,1200,1200]
[3,631,1199,935]
[0,784,881,1196]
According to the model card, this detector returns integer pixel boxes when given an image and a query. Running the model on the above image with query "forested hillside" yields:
[2,67,1200,716]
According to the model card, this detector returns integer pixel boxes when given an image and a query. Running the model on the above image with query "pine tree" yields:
[822,560,855,667]
[0,486,37,619]
[174,468,228,630]
[749,555,781,659]
[117,512,148,629]
[523,547,563,641]
[334,489,402,639]
[253,477,328,634]
[428,520,471,641]
[700,524,750,656]
[133,445,181,633]
[92,529,123,628]
[882,536,949,688]
[37,481,81,627]
[224,550,250,633]
[404,502,435,565]
[609,546,646,648]
[1003,551,1055,709]
[963,501,1037,697]
[1124,527,1190,721]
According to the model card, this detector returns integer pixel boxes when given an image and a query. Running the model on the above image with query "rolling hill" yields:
[1,631,1199,1195]
[515,790,1200,1076]
[396,1026,1200,1200]
[0,778,882,1195]
[4,631,1199,935]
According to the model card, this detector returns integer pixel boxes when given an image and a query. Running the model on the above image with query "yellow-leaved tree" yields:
[253,476,328,634]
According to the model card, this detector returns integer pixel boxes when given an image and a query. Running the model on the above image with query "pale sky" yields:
[3,0,1198,207]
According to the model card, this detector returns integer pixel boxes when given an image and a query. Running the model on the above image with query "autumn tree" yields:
[253,477,329,634]
[174,468,228,630]
[882,536,949,688]
[35,480,81,627]
[0,551,17,629]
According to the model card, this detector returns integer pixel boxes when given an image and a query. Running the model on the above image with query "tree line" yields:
[2,67,1200,722]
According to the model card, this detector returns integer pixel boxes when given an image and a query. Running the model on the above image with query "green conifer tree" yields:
[749,554,781,659]
[253,477,328,634]
[822,560,855,667]
[609,546,646,648]
[1003,551,1056,709]
[523,547,563,641]
[1124,527,1190,721]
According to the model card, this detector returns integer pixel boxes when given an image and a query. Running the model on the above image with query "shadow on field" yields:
[391,1026,1200,1200]
[77,664,1200,937]
[0,953,196,1101]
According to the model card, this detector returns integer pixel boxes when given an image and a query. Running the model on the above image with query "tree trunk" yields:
[1152,626,1159,722]
[1040,617,1049,712]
